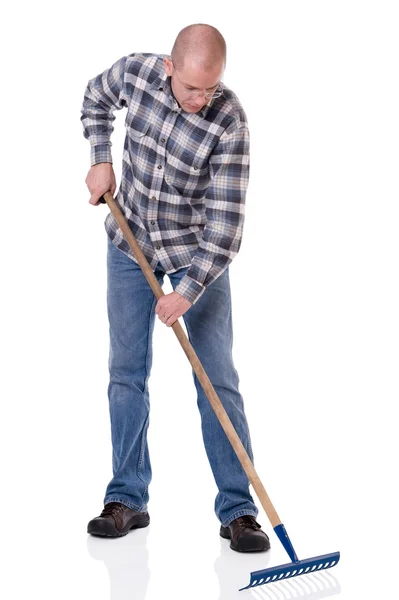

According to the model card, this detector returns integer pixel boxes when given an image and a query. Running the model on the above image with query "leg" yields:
[104,236,164,511]
[169,267,258,527]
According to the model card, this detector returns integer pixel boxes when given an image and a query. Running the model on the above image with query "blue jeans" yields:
[104,236,258,527]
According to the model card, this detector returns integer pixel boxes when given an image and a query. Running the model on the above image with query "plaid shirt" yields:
[80,53,250,304]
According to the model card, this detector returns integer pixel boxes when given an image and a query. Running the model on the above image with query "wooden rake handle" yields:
[100,191,282,528]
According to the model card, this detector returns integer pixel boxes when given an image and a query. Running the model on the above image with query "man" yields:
[81,23,270,553]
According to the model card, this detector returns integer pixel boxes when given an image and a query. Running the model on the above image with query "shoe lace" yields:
[236,516,261,530]
[100,502,125,518]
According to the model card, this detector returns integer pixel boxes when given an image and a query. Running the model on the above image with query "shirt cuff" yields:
[175,275,206,305]
[90,144,113,166]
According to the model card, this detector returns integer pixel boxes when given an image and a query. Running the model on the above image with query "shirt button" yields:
[150,221,155,225]
[156,245,161,250]
[151,196,157,201]
[161,138,166,143]
[193,166,198,170]
[157,165,162,170]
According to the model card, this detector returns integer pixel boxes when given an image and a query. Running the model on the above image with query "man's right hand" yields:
[85,162,117,206]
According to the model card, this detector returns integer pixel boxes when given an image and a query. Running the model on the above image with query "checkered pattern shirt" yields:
[80,53,250,304]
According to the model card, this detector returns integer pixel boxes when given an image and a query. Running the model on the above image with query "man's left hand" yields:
[155,291,192,327]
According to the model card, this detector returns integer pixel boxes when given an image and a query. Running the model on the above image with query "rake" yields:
[98,191,340,591]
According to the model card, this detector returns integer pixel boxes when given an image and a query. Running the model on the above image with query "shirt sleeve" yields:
[175,121,250,305]
[80,55,129,166]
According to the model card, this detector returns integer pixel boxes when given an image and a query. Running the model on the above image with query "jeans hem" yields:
[104,497,148,513]
[221,508,259,528]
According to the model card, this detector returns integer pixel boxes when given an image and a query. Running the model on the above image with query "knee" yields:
[197,353,239,390]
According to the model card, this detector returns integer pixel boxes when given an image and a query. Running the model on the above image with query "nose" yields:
[191,93,207,107]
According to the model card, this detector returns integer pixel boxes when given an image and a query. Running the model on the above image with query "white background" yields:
[1,1,398,599]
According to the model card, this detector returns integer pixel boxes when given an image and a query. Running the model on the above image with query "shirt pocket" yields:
[125,113,151,139]
[165,149,210,197]
[124,111,151,170]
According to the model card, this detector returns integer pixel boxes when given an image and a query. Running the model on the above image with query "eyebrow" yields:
[181,80,219,90]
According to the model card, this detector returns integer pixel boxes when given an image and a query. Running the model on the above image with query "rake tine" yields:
[239,550,340,591]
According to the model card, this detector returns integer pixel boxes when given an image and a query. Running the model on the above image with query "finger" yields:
[166,314,176,327]
[156,302,167,316]
[89,194,101,206]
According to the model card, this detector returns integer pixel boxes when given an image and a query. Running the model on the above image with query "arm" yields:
[80,55,129,166]
[174,121,250,305]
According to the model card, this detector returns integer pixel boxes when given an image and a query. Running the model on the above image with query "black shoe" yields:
[220,515,270,552]
[87,501,150,538]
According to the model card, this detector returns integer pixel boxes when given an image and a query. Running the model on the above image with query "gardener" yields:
[81,23,269,552]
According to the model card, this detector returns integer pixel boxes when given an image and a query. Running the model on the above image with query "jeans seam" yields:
[137,294,158,504]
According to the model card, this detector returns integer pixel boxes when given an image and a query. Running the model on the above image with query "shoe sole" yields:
[220,525,271,552]
[88,514,150,538]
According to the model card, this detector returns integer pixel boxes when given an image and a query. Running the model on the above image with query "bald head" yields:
[171,24,226,72]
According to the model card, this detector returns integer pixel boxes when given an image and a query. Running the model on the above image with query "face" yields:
[164,57,224,113]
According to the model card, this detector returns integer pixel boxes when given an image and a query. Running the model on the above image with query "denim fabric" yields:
[104,235,258,527]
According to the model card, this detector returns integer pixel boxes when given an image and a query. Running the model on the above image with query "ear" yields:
[163,57,173,76]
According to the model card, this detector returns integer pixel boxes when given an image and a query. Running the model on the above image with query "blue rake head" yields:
[239,551,340,591]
